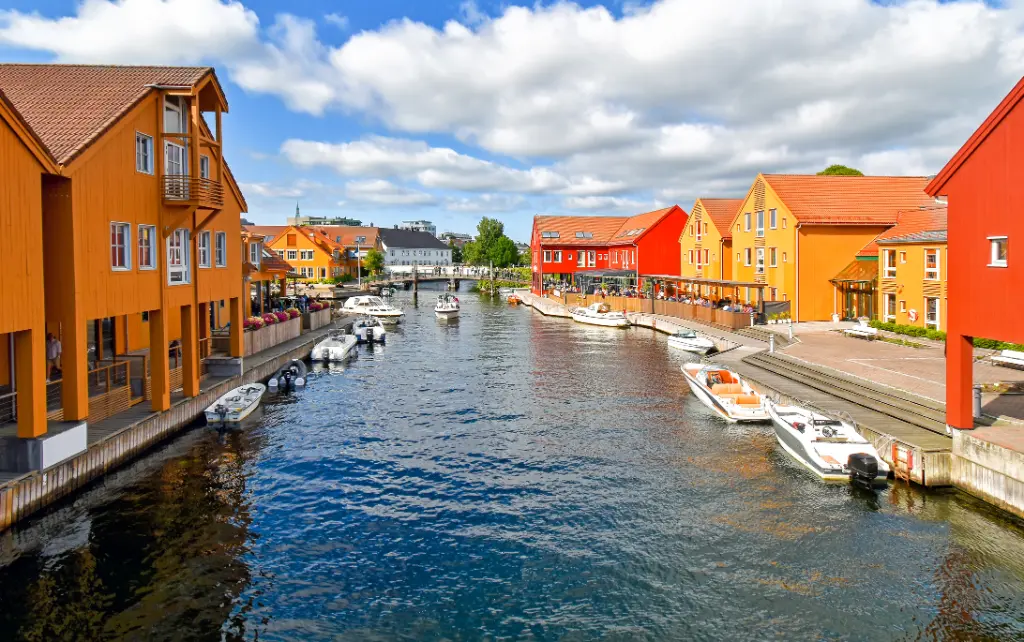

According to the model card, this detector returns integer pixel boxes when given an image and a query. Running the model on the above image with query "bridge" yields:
[364,266,528,290]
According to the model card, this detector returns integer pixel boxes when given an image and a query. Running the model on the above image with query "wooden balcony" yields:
[162,175,224,209]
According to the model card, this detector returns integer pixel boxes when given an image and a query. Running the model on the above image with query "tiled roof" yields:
[859,205,947,256]
[698,198,743,240]
[259,251,294,275]
[534,206,680,247]
[313,226,379,248]
[0,64,212,164]
[244,226,288,243]
[879,230,948,244]
[610,207,675,244]
[763,174,934,225]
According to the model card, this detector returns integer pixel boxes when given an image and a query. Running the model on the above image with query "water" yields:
[2,286,1024,641]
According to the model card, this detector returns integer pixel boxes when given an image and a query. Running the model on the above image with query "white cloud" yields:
[344,179,436,205]
[324,13,349,30]
[562,196,653,212]
[445,194,524,213]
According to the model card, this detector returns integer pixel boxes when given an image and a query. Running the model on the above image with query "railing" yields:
[162,175,224,207]
[88,361,129,397]
[0,390,15,425]
[557,294,755,330]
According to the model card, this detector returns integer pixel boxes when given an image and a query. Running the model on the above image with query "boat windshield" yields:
[676,330,697,338]
[811,419,843,427]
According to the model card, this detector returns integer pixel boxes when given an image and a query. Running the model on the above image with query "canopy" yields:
[829,258,878,284]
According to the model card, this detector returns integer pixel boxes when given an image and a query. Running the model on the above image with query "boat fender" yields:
[268,378,279,390]
[295,377,305,386]
[792,421,806,433]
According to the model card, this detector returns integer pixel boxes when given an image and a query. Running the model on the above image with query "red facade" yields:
[926,76,1024,429]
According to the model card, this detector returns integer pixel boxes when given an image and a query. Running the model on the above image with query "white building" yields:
[379,227,452,266]
[399,219,437,237]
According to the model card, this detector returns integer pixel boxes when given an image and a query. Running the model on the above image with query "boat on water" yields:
[506,293,522,305]
[569,302,630,328]
[766,401,890,484]
[352,316,387,343]
[680,363,769,423]
[311,332,358,361]
[435,293,460,320]
[667,329,717,355]
[268,359,307,391]
[205,384,266,429]
[343,295,404,322]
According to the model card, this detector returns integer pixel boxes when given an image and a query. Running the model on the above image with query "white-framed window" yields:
[704,249,709,265]
[884,293,896,322]
[287,250,297,260]
[164,96,187,134]
[355,235,366,243]
[924,248,940,280]
[925,297,940,329]
[744,248,752,266]
[736,252,741,262]
[249,240,262,269]
[695,249,702,267]
[138,224,156,270]
[588,251,596,267]
[320,267,327,279]
[770,287,777,300]
[703,223,708,236]
[688,249,694,265]
[989,236,1008,267]
[135,133,154,174]
[769,247,777,267]
[110,222,131,270]
[300,249,315,261]
[899,251,907,264]
[199,155,210,179]
[543,250,552,263]
[631,250,635,264]
[769,209,777,229]
[198,231,211,268]
[900,300,907,313]
[755,247,765,274]
[689,224,694,237]
[553,250,562,262]
[696,223,702,242]
[167,228,190,284]
[744,212,751,232]
[883,249,897,278]
[755,211,765,238]
[215,231,227,267]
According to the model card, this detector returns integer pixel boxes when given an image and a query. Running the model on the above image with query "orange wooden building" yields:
[873,207,948,331]
[678,198,742,285]
[246,224,379,281]
[0,64,247,452]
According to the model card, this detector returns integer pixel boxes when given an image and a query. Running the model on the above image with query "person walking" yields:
[46,333,61,379]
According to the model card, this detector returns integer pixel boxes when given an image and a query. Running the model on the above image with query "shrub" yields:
[285,307,301,319]
[925,329,947,341]
[974,337,1024,351]
[262,313,278,325]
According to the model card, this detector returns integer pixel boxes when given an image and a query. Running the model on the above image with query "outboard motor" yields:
[848,453,880,489]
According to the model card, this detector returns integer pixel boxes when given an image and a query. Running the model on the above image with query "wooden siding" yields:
[797,225,887,322]
[875,243,948,331]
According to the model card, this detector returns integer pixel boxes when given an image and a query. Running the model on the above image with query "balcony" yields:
[162,175,224,209]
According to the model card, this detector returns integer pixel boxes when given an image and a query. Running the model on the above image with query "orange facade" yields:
[266,226,344,281]
[678,198,740,284]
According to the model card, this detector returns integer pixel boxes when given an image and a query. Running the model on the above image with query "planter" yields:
[244,316,301,356]
[303,307,332,331]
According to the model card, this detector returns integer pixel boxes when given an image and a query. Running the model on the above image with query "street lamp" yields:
[356,242,361,288]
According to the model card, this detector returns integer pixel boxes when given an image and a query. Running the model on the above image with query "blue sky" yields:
[2,0,1022,241]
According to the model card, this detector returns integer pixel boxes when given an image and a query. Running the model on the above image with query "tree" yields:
[817,164,863,176]
[461,240,483,265]
[489,236,518,268]
[476,217,505,253]
[517,247,532,266]
[363,248,385,275]
[448,240,463,263]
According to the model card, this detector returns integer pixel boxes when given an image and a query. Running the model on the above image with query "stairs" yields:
[735,326,794,347]
[743,352,947,436]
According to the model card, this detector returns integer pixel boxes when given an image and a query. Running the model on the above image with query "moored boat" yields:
[352,316,387,343]
[506,293,522,305]
[435,293,460,320]
[311,332,358,361]
[205,384,266,429]
[667,329,717,355]
[680,363,769,422]
[268,359,307,391]
[569,302,630,328]
[343,295,404,322]
[766,401,890,484]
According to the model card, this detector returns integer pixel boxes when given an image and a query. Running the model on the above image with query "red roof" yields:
[763,174,934,225]
[312,226,379,248]
[857,205,947,257]
[244,226,288,242]
[534,206,680,247]
[698,198,743,240]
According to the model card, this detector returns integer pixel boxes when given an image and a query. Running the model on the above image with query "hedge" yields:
[868,320,1024,350]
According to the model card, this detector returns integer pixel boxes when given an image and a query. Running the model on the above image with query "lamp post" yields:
[356,242,361,289]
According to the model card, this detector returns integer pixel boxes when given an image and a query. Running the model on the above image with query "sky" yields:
[2,0,1023,242]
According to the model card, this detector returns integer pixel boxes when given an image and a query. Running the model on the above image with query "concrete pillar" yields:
[229,297,244,358]
[947,332,975,430]
[60,316,89,421]
[149,308,170,412]
[180,304,200,397]
[14,328,47,438]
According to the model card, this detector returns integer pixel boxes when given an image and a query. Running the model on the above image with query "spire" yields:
[295,202,300,217]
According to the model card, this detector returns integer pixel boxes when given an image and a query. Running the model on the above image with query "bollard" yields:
[788,324,794,341]
[769,333,775,354]
[973,385,983,419]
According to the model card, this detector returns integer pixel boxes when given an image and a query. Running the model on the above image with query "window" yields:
[320,267,327,279]
[553,251,562,262]
[287,250,297,260]
[704,249,709,265]
[631,250,635,264]
[249,241,262,269]
[543,250,552,263]
[198,231,211,268]
[540,231,560,239]
[899,251,907,264]
[883,249,897,278]
[900,300,907,313]
[744,212,751,232]
[696,223,702,242]
[574,232,593,239]
[689,250,694,265]
[695,249,702,267]
[782,252,787,263]
[755,211,764,237]
[703,223,708,236]
[199,155,210,179]
[769,247,777,267]
[689,225,694,237]
[744,248,752,266]
[164,96,187,133]
[782,218,787,229]
[355,235,366,243]
[110,222,131,270]
[924,249,939,280]
[925,297,940,329]
[884,293,896,322]
[300,250,315,261]
[770,288,777,300]
[135,133,154,174]
[769,209,777,229]
[989,236,1008,267]
[736,252,741,262]
[215,232,227,267]
[138,224,156,270]
[588,251,596,267]
[167,229,190,284]
[755,247,765,274]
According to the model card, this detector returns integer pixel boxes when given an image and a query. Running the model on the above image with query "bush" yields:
[262,313,278,326]
[285,307,301,319]
[868,320,943,340]
[974,337,1024,351]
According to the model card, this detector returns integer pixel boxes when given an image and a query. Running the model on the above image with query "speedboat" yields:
[342,295,404,323]
[570,302,630,328]
[268,359,307,391]
[435,293,460,320]
[311,332,358,361]
[507,294,522,305]
[205,383,266,429]
[352,316,386,343]
[766,401,890,484]
[667,329,717,355]
[680,363,769,423]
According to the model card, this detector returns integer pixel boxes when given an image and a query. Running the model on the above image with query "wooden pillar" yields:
[229,297,244,358]
[61,316,89,421]
[14,328,47,438]
[149,308,170,411]
[115,315,128,355]
[947,332,974,430]
[180,304,200,397]
[198,302,210,342]
[258,284,265,315]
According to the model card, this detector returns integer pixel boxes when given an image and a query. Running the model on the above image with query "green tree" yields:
[475,217,505,254]
[517,247,532,266]
[448,239,463,263]
[489,236,519,267]
[462,240,483,265]
[817,164,864,176]
[363,248,385,275]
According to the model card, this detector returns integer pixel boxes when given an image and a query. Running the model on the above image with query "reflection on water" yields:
[1,284,1023,641]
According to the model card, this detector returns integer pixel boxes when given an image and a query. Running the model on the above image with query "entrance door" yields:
[164,141,188,199]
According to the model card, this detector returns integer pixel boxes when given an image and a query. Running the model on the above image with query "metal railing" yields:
[0,390,15,424]
[161,175,224,207]
[87,361,130,397]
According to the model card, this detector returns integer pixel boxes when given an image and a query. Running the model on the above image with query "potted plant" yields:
[262,312,278,326]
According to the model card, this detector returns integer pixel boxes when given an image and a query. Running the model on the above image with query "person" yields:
[46,333,61,379]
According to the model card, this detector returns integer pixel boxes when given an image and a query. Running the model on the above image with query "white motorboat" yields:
[352,316,387,343]
[766,401,890,484]
[268,359,307,391]
[311,333,358,361]
[680,363,769,423]
[205,383,266,428]
[343,295,404,322]
[569,302,630,328]
[434,293,460,320]
[667,329,717,355]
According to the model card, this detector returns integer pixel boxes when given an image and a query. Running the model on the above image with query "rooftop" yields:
[534,206,680,246]
[378,227,449,249]
[859,205,947,256]
[696,198,744,240]
[763,174,934,226]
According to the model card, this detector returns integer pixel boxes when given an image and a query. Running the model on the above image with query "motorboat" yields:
[435,293,460,320]
[569,302,630,328]
[205,384,266,429]
[680,363,769,423]
[667,329,717,355]
[311,332,358,361]
[766,401,890,484]
[507,293,522,305]
[342,295,404,322]
[352,316,387,343]
[267,359,307,391]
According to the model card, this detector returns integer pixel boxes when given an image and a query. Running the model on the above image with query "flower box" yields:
[244,316,301,356]
[303,306,332,331]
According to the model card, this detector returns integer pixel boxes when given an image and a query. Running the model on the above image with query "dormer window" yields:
[355,236,366,243]
[575,231,593,239]
[541,231,560,239]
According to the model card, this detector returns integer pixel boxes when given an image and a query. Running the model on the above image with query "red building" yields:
[926,77,1024,429]
[530,206,688,293]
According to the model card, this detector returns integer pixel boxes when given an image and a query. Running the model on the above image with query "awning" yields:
[573,270,636,278]
[642,274,769,289]
[830,258,878,284]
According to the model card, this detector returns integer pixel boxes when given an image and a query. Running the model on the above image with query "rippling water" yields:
[2,285,1024,641]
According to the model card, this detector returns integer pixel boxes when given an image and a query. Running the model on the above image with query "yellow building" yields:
[875,207,948,331]
[730,174,934,321]
[678,198,742,290]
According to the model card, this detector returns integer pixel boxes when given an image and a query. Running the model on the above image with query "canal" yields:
[1,286,1023,641]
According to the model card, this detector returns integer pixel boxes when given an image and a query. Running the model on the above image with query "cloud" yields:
[344,179,436,205]
[324,13,349,30]
[444,193,524,212]
[562,196,653,212]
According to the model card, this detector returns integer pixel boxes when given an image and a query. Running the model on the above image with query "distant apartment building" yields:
[380,228,452,266]
[439,231,473,248]
[400,220,437,236]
